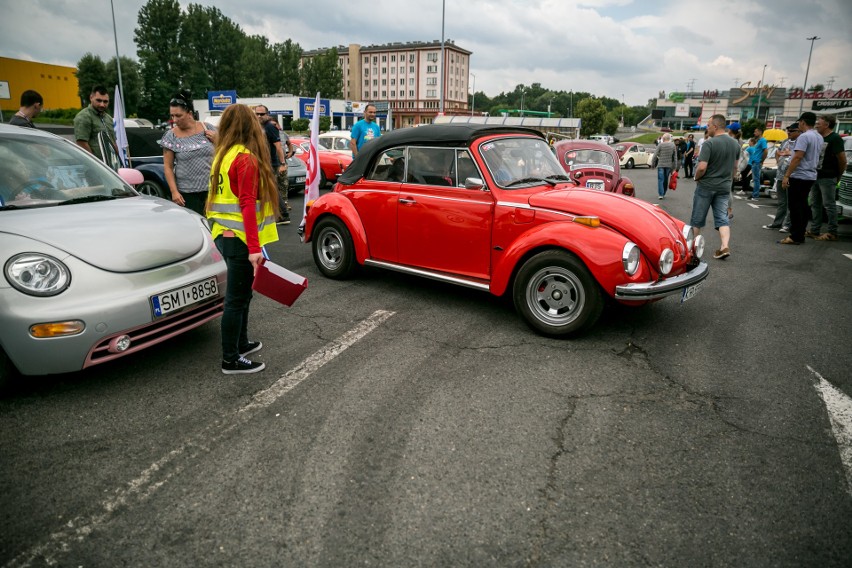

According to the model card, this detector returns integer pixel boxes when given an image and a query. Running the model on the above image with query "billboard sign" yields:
[208,90,237,110]
[674,103,690,117]
[300,97,330,118]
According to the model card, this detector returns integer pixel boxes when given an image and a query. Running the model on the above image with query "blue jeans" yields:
[215,235,255,362]
[809,177,839,235]
[750,163,762,198]
[690,184,730,229]
[657,167,671,197]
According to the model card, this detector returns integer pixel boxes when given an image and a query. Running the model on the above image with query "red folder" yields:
[252,259,308,307]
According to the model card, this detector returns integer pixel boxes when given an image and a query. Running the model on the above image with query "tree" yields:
[603,115,619,136]
[238,35,279,97]
[300,47,342,98]
[135,0,184,119]
[75,53,107,106]
[274,39,302,95]
[576,98,606,138]
[179,5,245,95]
[105,56,143,117]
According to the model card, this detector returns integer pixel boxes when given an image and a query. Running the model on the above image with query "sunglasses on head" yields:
[170,97,189,109]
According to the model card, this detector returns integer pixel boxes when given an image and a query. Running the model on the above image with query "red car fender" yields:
[489,221,640,298]
[304,193,370,264]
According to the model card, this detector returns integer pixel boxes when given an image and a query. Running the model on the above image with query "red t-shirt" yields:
[228,153,262,254]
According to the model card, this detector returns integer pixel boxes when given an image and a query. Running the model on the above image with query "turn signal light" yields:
[30,321,85,338]
[573,216,600,228]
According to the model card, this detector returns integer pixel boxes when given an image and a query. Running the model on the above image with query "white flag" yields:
[113,85,129,167]
[301,92,322,228]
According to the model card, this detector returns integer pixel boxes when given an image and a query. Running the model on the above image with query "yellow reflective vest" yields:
[207,144,278,250]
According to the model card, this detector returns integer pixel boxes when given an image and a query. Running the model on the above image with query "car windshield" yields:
[563,149,616,169]
[479,137,567,188]
[0,132,137,210]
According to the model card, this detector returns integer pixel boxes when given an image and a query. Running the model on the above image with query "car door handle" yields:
[399,197,417,204]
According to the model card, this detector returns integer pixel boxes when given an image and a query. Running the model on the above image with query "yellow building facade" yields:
[0,57,80,113]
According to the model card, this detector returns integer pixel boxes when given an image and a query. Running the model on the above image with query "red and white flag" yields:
[301,92,321,228]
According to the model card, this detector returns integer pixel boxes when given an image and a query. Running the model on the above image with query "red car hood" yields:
[528,189,685,259]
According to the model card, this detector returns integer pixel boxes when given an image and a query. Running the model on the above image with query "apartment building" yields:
[302,40,472,128]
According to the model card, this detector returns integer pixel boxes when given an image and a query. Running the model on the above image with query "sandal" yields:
[778,237,800,245]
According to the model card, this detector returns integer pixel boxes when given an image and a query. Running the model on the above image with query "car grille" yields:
[574,170,615,181]
[84,299,224,368]
[838,172,852,206]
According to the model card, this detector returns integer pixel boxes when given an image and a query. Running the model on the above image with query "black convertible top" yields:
[338,123,544,184]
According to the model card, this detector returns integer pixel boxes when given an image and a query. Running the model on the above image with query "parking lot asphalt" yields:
[1,166,851,566]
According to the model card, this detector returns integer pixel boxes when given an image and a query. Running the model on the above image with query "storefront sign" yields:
[208,90,236,110]
[732,82,776,105]
[812,99,852,110]
[300,97,330,118]
[789,88,852,100]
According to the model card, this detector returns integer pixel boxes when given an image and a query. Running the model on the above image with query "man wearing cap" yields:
[762,124,799,231]
[780,112,822,245]
[807,114,847,241]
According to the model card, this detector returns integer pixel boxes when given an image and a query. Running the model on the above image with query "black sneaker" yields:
[239,341,262,356]
[277,217,291,225]
[222,356,265,375]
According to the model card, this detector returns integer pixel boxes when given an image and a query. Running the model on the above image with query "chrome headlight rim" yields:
[622,242,640,276]
[693,234,706,259]
[5,253,71,297]
[681,225,695,251]
[659,248,674,275]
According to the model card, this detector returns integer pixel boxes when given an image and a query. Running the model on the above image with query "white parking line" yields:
[808,365,852,497]
[4,310,396,568]
[844,254,852,262]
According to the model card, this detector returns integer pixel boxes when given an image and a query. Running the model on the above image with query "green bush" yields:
[291,118,309,132]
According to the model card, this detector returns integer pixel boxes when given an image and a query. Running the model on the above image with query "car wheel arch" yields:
[305,196,370,264]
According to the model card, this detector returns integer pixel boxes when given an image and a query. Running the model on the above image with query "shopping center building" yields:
[653,83,852,132]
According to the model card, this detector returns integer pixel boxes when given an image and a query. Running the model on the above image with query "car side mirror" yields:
[464,177,486,191]
[119,168,144,185]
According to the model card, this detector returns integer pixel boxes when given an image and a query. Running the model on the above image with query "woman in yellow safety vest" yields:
[206,104,279,375]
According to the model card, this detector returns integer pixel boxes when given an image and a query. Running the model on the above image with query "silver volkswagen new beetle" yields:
[0,125,226,387]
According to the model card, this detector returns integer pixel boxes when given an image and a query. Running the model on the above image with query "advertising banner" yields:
[300,97,330,118]
[674,103,690,117]
[208,91,236,110]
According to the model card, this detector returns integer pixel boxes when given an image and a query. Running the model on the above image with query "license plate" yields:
[151,277,219,318]
[681,281,703,303]
[586,181,604,190]
[296,176,306,183]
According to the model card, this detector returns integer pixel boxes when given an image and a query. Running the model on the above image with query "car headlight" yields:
[659,248,674,275]
[693,235,705,258]
[5,253,71,296]
[622,242,640,275]
[682,225,695,251]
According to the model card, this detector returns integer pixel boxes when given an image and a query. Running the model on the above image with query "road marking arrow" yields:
[808,365,852,497]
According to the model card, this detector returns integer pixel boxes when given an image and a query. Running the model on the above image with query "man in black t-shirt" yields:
[808,114,848,241]
[9,90,43,128]
[256,105,294,224]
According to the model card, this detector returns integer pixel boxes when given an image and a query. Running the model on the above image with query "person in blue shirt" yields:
[747,126,767,200]
[349,104,381,157]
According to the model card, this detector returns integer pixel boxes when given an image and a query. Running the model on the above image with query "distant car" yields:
[290,136,352,187]
[553,139,636,197]
[285,155,308,196]
[318,131,353,155]
[0,125,226,387]
[589,134,614,144]
[835,138,852,218]
[613,142,653,169]
[304,125,707,337]
[123,118,155,128]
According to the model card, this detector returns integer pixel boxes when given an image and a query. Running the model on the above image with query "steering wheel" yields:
[15,179,60,200]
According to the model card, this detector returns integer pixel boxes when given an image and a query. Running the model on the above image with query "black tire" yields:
[512,250,603,337]
[312,217,357,279]
[626,158,634,169]
[137,179,168,199]
[320,170,329,188]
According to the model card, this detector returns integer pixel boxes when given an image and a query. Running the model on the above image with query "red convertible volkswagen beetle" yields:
[303,125,708,336]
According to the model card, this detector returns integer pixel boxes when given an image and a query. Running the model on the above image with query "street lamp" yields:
[520,87,526,117]
[799,36,820,115]
[755,64,767,120]
[470,72,476,115]
[569,90,573,118]
[621,93,625,126]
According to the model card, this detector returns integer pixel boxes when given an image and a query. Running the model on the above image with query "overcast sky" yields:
[2,0,850,106]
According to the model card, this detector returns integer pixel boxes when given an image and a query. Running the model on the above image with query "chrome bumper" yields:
[615,261,709,301]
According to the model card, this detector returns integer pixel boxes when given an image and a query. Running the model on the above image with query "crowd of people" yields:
[660,112,848,259]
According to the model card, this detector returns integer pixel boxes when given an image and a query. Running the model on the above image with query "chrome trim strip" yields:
[614,261,709,300]
[363,259,490,291]
[495,201,531,208]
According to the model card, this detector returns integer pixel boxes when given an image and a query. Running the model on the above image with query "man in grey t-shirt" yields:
[690,114,741,260]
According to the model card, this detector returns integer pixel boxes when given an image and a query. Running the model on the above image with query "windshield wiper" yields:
[545,174,571,181]
[0,204,20,211]
[506,177,557,187]
[56,195,118,206]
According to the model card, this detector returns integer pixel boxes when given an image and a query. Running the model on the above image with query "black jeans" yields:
[181,191,207,216]
[787,177,814,243]
[683,156,694,178]
[215,235,254,361]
